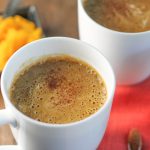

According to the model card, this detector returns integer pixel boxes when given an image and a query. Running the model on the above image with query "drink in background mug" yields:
[78,0,150,85]
[0,37,115,150]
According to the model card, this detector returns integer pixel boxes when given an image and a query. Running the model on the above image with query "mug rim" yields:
[1,37,116,128]
[79,0,150,35]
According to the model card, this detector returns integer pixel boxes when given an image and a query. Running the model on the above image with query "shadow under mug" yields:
[0,37,115,150]
[78,0,150,85]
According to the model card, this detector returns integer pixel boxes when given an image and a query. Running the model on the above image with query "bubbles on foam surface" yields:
[33,111,38,114]
[31,105,34,109]
[10,55,107,124]
[36,118,41,122]
[92,101,96,105]
[40,97,43,100]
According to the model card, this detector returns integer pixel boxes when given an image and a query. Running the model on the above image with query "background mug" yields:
[0,37,115,150]
[78,0,150,85]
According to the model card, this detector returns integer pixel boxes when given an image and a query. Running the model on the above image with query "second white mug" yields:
[78,0,150,85]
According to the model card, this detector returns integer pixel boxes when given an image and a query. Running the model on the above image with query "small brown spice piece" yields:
[128,128,142,150]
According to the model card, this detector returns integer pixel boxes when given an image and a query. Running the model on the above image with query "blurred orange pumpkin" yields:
[0,15,42,71]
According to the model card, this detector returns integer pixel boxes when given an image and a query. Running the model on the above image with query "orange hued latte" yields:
[10,55,107,124]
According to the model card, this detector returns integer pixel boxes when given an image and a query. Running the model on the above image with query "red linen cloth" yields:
[98,77,150,150]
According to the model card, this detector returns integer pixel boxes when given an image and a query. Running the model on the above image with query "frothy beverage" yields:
[84,0,150,32]
[10,55,107,124]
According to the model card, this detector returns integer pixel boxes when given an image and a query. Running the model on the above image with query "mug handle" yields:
[0,146,19,150]
[0,109,17,126]
[0,109,18,149]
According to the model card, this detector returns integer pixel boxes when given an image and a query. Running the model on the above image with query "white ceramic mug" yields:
[0,37,115,150]
[78,0,150,85]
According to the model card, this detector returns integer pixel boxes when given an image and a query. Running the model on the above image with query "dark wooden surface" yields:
[0,0,78,38]
[0,0,78,145]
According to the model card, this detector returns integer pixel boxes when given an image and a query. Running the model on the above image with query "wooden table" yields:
[0,0,78,145]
